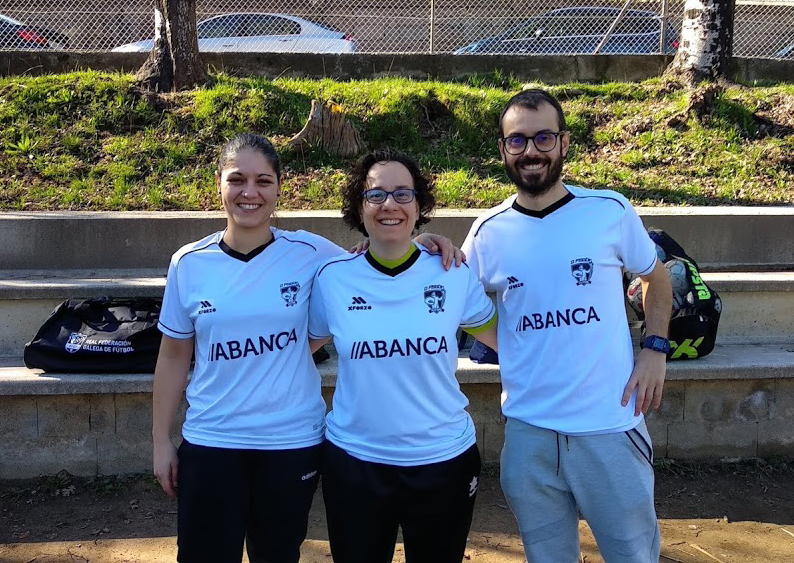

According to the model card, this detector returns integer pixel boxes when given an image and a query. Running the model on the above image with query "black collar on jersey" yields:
[512,191,574,219]
[218,235,275,263]
[365,246,420,277]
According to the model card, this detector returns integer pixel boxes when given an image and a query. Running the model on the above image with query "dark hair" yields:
[217,133,281,180]
[499,89,566,135]
[342,149,436,236]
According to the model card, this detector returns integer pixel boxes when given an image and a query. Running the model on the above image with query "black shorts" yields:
[321,441,481,563]
[176,440,321,563]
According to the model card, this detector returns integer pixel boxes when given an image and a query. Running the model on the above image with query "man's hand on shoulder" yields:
[622,348,666,416]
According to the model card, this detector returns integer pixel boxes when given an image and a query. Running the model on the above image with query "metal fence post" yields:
[429,0,435,54]
[660,0,669,54]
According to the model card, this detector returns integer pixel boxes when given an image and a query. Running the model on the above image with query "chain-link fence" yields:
[0,0,792,58]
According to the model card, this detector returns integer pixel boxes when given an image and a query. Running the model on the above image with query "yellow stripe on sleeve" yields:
[463,312,497,336]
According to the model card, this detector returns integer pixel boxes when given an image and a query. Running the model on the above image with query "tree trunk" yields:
[664,0,736,86]
[135,0,206,91]
[289,101,366,156]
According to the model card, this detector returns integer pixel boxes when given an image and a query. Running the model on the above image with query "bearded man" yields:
[462,89,673,563]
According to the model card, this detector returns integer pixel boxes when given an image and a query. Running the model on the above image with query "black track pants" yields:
[321,441,481,563]
[176,440,321,563]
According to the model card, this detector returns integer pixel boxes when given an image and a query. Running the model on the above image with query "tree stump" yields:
[288,100,366,156]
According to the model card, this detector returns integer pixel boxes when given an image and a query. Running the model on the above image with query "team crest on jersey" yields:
[280,282,300,307]
[424,285,446,313]
[570,258,594,285]
[65,332,88,353]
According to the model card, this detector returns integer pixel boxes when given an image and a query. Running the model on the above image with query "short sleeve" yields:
[463,225,495,293]
[619,203,657,276]
[459,266,496,330]
[308,272,331,339]
[158,256,195,339]
[292,230,345,262]
[313,235,346,261]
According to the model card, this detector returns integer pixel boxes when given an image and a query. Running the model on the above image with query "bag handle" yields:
[74,297,161,323]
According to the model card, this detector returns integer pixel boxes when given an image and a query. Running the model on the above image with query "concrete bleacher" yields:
[1,208,792,478]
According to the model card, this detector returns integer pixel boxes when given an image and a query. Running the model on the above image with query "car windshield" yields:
[238,14,301,36]
[615,15,660,35]
[504,14,616,40]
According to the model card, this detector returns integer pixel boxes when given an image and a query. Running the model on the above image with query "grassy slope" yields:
[0,71,792,210]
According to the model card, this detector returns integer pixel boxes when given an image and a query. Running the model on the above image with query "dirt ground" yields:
[1,460,793,563]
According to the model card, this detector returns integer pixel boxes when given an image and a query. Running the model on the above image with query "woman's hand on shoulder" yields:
[414,233,466,270]
[348,239,370,254]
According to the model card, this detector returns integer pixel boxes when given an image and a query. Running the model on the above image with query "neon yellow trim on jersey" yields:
[369,243,418,268]
[463,312,498,335]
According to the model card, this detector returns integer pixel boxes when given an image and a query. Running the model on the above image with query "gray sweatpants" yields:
[500,417,660,563]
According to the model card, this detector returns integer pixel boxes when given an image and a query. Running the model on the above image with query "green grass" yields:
[0,71,792,210]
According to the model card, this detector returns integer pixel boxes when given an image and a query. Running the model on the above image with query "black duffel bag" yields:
[24,297,163,373]
[626,228,722,360]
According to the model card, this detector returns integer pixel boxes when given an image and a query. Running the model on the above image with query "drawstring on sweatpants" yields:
[555,433,571,475]
[555,432,561,475]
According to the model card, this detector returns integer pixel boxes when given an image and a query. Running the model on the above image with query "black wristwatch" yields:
[643,335,670,354]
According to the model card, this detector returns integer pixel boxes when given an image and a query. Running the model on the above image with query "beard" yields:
[504,153,564,197]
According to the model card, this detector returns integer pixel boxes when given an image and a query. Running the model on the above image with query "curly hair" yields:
[341,149,436,236]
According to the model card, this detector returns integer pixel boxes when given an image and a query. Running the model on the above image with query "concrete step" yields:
[2,208,793,271]
[1,270,792,357]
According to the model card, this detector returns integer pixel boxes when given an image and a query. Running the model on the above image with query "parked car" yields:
[112,13,357,54]
[453,7,679,55]
[774,43,794,59]
[0,14,70,50]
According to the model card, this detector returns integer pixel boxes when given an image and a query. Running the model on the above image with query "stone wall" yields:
[2,51,793,84]
[2,378,792,479]
[647,379,794,459]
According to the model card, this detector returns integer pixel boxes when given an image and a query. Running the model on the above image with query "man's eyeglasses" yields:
[362,188,417,204]
[501,132,564,155]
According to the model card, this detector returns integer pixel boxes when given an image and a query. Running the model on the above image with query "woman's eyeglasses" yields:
[362,188,417,204]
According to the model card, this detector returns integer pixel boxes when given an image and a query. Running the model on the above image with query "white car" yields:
[112,13,357,54]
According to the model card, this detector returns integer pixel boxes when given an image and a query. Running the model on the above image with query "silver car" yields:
[112,13,357,54]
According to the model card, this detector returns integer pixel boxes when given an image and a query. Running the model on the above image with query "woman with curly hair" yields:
[308,148,499,563]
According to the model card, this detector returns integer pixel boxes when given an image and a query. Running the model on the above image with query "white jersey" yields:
[308,244,496,466]
[462,186,657,435]
[158,227,344,449]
